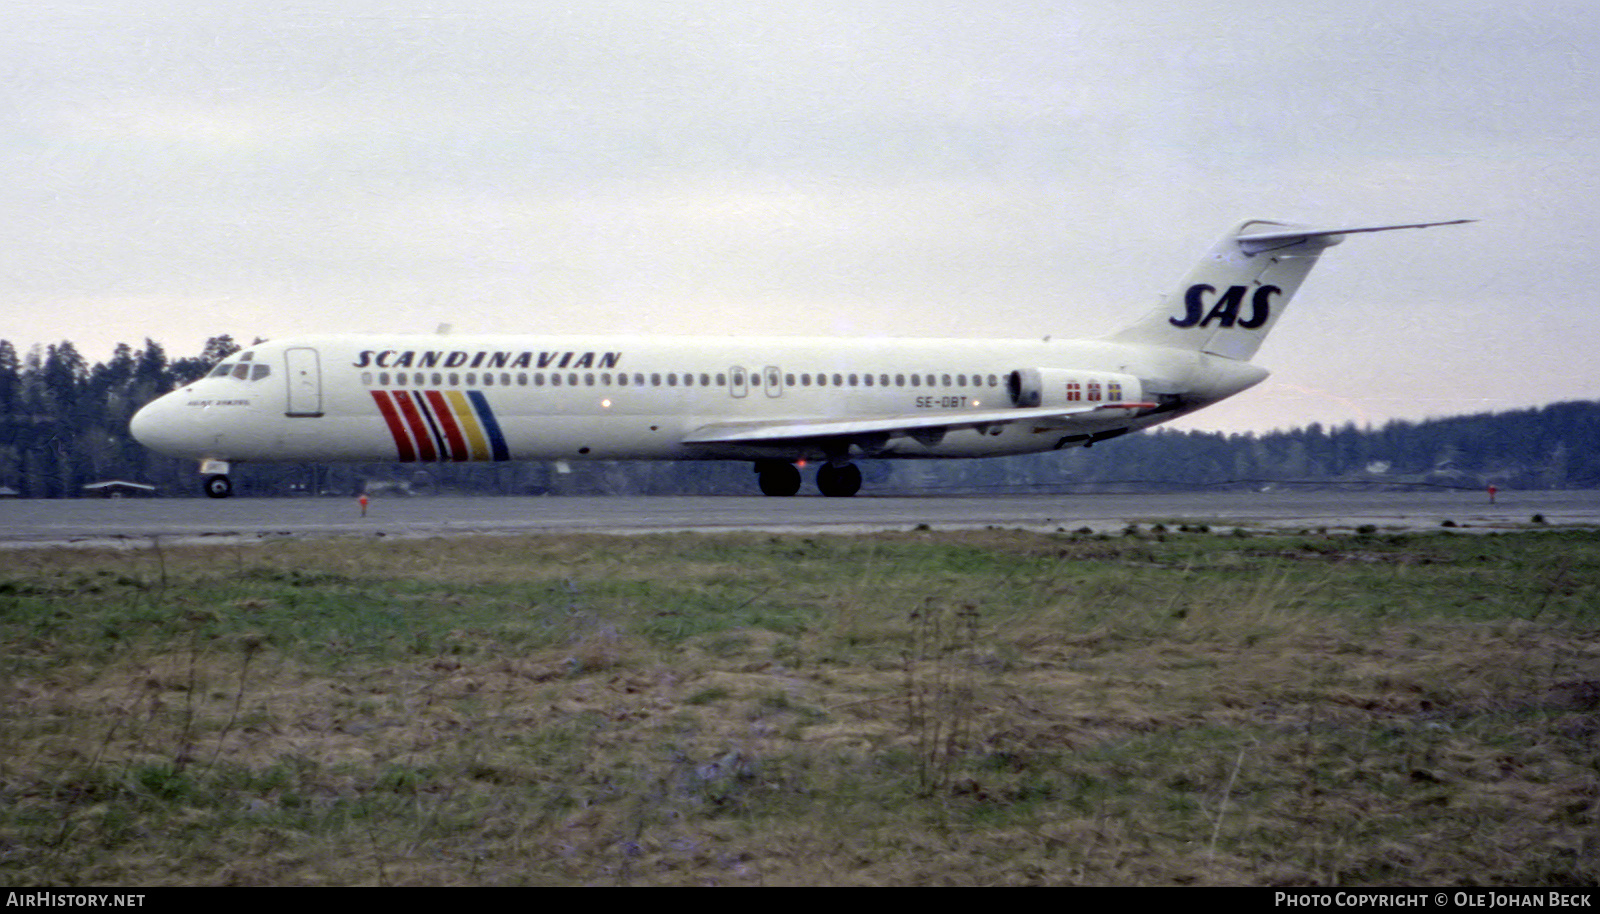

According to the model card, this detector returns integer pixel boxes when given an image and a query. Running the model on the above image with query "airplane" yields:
[129,218,1468,498]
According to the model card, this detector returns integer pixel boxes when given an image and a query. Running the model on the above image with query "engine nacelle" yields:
[1006,368,1144,409]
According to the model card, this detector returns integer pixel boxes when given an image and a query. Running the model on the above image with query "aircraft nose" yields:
[130,393,191,457]
[129,397,162,450]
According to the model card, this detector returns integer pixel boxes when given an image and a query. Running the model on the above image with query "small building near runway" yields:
[82,480,158,498]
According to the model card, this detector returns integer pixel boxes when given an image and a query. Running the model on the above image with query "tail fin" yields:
[1108,219,1471,361]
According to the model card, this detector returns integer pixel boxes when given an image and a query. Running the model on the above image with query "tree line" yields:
[1,335,1596,497]
[0,337,241,498]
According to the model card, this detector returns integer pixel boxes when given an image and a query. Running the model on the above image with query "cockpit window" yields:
[208,351,269,382]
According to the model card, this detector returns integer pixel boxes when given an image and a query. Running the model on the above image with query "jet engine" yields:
[1006,368,1144,409]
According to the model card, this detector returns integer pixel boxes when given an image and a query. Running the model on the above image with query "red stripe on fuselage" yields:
[370,391,417,462]
[424,390,471,461]
[393,390,439,462]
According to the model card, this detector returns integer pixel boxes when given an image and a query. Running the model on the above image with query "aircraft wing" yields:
[683,401,1155,447]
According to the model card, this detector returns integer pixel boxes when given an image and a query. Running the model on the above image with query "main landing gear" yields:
[756,461,802,497]
[754,461,862,497]
[816,462,862,498]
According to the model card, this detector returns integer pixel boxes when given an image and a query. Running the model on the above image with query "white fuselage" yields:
[129,332,1266,466]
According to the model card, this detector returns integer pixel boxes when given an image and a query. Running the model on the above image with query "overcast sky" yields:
[4,1,1596,433]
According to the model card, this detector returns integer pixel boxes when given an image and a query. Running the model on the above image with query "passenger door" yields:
[285,347,323,417]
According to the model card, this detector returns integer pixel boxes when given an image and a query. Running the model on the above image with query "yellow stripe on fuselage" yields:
[445,390,491,461]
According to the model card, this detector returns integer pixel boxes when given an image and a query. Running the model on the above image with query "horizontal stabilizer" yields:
[1236,219,1474,254]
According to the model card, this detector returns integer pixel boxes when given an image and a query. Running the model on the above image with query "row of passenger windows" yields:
[359,369,1008,390]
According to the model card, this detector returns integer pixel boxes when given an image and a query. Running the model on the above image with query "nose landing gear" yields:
[200,460,233,498]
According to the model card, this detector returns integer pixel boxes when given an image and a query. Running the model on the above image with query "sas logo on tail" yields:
[1170,284,1280,329]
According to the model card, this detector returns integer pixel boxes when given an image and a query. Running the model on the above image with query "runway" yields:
[2,489,1597,548]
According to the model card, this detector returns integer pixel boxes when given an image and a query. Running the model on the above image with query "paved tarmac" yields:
[2,490,1596,548]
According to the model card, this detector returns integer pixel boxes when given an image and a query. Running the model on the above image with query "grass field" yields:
[2,525,1597,885]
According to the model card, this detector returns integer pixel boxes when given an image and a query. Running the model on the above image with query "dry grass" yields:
[1,527,1597,885]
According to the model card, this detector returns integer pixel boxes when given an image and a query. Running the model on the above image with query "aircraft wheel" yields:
[816,462,862,497]
[204,474,233,499]
[756,462,801,497]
